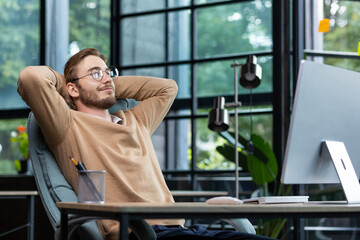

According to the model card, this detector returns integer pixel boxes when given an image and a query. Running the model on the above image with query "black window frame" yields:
[0,0,295,193]
[111,0,293,191]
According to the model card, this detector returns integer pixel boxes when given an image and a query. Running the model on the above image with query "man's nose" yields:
[101,72,113,83]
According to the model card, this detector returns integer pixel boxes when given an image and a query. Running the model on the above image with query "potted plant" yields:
[216,131,291,239]
[10,125,30,174]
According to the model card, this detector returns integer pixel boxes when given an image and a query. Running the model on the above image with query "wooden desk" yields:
[0,191,38,240]
[57,201,360,240]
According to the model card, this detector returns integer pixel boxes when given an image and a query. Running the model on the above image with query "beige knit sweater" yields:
[18,66,184,239]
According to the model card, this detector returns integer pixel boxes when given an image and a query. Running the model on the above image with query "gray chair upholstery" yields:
[27,99,155,240]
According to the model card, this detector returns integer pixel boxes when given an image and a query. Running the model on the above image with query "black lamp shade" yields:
[239,55,262,89]
[208,97,229,132]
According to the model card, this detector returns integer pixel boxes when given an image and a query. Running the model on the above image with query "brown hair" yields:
[64,48,108,83]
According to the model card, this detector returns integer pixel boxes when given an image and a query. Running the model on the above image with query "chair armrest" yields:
[129,219,156,240]
[54,217,156,240]
[222,218,256,234]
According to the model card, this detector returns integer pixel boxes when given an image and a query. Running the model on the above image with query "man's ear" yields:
[67,82,79,98]
[65,83,78,110]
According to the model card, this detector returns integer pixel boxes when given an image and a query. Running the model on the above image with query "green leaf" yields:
[247,134,278,185]
[14,160,21,172]
[216,144,248,171]
[217,131,278,185]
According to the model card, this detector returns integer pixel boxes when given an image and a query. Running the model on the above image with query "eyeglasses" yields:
[70,66,119,82]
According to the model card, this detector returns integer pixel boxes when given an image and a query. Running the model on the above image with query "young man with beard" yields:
[18,48,273,240]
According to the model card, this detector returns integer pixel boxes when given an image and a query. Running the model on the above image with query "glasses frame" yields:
[70,66,119,82]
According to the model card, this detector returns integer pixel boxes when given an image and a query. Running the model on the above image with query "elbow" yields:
[19,66,41,80]
[18,66,38,94]
[169,79,178,95]
[19,66,44,86]
[19,66,35,84]
[18,66,55,88]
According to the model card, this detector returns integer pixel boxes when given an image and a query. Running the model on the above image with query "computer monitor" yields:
[281,60,360,203]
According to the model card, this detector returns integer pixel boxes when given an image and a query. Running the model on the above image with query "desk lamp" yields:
[208,55,262,199]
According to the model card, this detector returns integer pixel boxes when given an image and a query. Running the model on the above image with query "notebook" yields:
[242,196,309,204]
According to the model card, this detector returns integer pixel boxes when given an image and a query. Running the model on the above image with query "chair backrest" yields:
[27,99,139,240]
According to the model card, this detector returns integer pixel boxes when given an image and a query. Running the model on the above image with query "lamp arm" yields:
[233,62,240,199]
[224,102,242,108]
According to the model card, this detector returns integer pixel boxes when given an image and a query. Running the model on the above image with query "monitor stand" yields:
[321,140,360,204]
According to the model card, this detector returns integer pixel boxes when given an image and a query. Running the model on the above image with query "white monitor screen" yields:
[281,60,360,184]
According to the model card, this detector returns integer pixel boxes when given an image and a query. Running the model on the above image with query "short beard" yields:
[76,83,116,109]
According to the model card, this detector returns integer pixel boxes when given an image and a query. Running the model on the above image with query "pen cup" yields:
[77,170,106,203]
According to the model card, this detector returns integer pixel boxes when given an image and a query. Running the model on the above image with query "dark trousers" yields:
[130,225,275,240]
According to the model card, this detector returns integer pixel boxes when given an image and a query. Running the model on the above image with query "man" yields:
[18,48,272,240]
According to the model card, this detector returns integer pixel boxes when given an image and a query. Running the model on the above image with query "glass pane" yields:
[168,0,190,7]
[196,1,272,58]
[196,57,272,98]
[0,0,40,109]
[165,117,191,170]
[306,56,360,73]
[168,10,191,62]
[196,172,254,198]
[0,118,28,174]
[308,1,360,53]
[122,0,166,14]
[196,60,234,97]
[121,0,190,13]
[196,117,235,170]
[122,14,165,65]
[168,64,191,99]
[69,0,111,58]
[196,0,231,4]
[237,111,273,147]
[121,67,165,77]
[152,122,166,169]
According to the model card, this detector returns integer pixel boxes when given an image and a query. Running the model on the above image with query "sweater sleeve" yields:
[18,66,71,145]
[113,76,178,134]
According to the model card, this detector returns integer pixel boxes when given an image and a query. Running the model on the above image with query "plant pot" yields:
[15,159,32,175]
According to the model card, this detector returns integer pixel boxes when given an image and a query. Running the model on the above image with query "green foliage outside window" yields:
[0,0,39,109]
[69,0,110,58]
[0,0,111,173]
[196,1,273,97]
[318,1,360,72]
[195,1,274,171]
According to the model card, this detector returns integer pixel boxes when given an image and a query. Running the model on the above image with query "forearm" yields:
[113,76,178,134]
[113,76,178,102]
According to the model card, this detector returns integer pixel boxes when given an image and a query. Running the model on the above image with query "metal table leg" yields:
[60,210,68,240]
[119,213,129,240]
[27,195,35,240]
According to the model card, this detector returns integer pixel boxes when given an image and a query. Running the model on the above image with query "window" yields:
[46,0,111,72]
[304,0,360,71]
[113,0,274,193]
[0,0,40,173]
[0,1,40,109]
[0,0,112,174]
[69,0,111,58]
